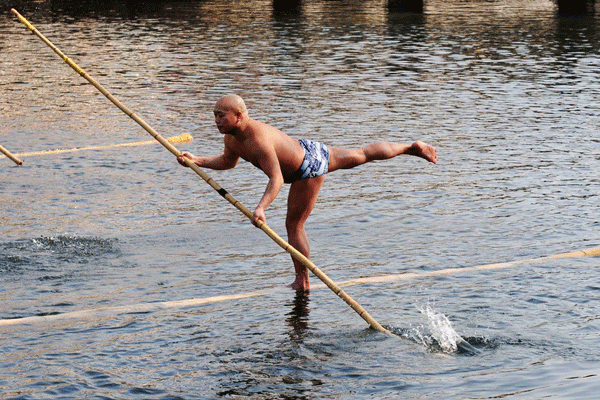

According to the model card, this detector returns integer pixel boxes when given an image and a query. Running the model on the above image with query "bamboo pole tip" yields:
[584,247,600,257]
[181,132,193,142]
[167,133,193,143]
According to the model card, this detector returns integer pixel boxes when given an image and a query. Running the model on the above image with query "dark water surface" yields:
[1,0,600,398]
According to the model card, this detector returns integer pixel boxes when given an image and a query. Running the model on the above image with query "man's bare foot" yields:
[410,140,438,164]
[290,274,310,291]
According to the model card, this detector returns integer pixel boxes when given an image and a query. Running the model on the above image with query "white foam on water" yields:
[418,304,464,353]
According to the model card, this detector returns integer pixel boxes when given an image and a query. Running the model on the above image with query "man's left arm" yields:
[252,147,284,227]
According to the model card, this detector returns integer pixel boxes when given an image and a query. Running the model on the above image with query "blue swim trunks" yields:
[285,139,330,184]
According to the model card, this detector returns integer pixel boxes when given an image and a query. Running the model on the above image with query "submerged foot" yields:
[290,275,310,292]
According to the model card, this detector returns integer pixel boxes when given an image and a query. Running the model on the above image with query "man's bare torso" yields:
[224,119,305,179]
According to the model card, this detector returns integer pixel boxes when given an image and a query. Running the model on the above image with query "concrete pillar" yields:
[557,0,595,15]
[388,0,424,13]
[273,0,302,14]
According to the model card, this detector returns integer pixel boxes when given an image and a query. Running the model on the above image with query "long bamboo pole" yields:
[11,9,390,334]
[0,144,23,166]
[1,133,192,159]
[2,246,598,328]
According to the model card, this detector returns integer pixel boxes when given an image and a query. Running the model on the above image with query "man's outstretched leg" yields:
[286,175,326,291]
[328,140,437,172]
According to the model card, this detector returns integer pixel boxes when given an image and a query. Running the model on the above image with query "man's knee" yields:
[362,142,394,161]
[286,217,304,234]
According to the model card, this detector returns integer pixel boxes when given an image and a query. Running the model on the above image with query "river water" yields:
[1,0,599,398]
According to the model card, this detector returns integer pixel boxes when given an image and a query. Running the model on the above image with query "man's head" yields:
[214,94,248,134]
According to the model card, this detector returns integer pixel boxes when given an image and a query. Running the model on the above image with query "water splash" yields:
[418,305,465,353]
[388,304,479,354]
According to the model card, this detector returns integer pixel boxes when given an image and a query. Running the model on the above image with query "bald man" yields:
[178,94,437,291]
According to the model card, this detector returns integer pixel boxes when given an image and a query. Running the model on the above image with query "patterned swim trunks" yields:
[285,139,330,184]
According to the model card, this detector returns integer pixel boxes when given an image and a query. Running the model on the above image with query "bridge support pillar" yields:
[273,0,302,14]
[388,0,424,13]
[557,0,595,15]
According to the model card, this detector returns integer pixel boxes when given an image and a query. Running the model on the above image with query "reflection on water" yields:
[10,0,597,25]
[286,291,311,344]
[1,0,600,398]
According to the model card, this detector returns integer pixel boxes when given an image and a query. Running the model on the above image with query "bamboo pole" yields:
[2,246,598,327]
[336,247,600,288]
[1,133,192,159]
[11,9,390,334]
[0,144,23,165]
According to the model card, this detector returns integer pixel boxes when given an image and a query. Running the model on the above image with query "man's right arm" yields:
[177,148,239,170]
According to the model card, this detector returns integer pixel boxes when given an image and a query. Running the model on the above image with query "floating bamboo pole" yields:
[11,8,389,334]
[1,133,192,159]
[1,246,597,328]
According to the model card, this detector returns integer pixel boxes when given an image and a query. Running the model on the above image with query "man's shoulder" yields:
[243,120,283,143]
[246,118,275,134]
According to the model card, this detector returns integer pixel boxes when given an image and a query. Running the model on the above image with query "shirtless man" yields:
[177,94,437,291]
